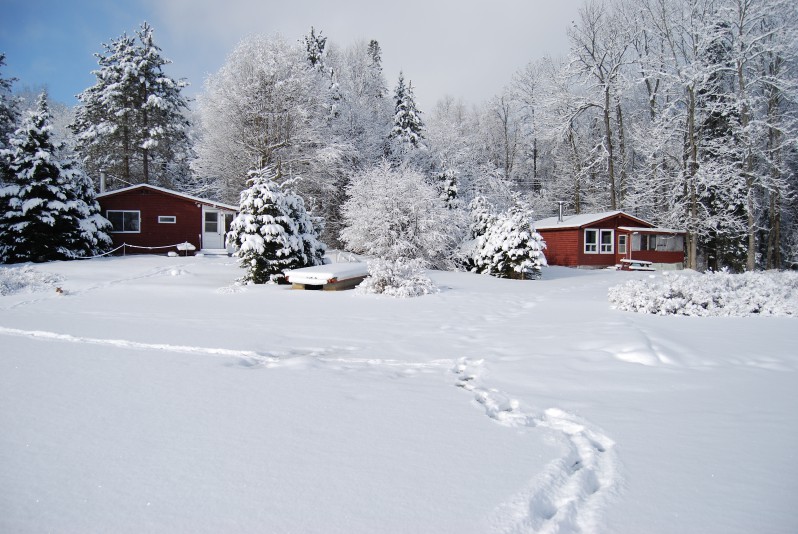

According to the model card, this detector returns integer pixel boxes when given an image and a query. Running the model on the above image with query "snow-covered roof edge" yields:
[97,183,239,212]
[534,210,653,230]
[618,226,686,234]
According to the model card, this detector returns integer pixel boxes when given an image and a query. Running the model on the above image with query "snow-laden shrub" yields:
[228,166,325,284]
[609,270,798,317]
[0,265,63,296]
[462,197,547,280]
[356,258,439,298]
[340,160,463,268]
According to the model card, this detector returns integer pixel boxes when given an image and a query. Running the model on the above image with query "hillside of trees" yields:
[1,0,796,271]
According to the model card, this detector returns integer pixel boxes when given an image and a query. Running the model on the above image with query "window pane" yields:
[107,212,124,232]
[204,212,218,233]
[123,212,139,232]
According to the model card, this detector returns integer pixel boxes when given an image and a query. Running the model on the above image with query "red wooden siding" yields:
[539,229,580,266]
[99,188,204,253]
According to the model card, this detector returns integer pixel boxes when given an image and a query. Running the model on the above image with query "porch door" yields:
[202,208,223,249]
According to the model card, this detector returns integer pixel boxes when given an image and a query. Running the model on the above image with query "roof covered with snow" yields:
[618,226,686,234]
[534,211,652,230]
[97,183,238,212]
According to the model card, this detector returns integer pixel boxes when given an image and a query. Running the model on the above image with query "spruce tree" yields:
[0,53,18,184]
[303,27,327,71]
[389,72,425,151]
[72,22,191,189]
[0,93,111,263]
[466,198,546,280]
[228,166,325,283]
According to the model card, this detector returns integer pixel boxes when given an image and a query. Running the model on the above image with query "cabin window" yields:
[106,210,140,233]
[158,216,177,224]
[600,230,614,253]
[584,229,598,253]
[632,234,685,252]
[618,234,627,254]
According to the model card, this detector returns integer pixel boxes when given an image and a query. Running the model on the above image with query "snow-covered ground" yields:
[1,256,796,533]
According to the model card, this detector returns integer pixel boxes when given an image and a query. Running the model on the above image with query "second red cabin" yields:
[534,211,685,269]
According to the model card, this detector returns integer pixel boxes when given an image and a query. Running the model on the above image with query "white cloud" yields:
[145,0,581,109]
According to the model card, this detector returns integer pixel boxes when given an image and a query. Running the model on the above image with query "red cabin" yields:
[534,211,685,269]
[96,184,238,255]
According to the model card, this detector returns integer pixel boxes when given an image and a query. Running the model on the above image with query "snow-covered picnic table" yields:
[617,258,656,271]
[284,262,369,290]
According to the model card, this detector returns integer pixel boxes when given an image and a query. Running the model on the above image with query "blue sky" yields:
[1,0,582,109]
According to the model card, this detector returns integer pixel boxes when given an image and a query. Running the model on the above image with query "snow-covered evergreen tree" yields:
[227,166,325,284]
[437,168,459,209]
[0,93,112,263]
[389,72,425,152]
[72,22,192,189]
[0,53,18,184]
[303,27,327,71]
[465,197,546,280]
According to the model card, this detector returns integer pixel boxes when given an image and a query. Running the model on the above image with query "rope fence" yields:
[68,241,199,260]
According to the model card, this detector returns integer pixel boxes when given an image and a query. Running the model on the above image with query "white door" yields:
[202,209,223,249]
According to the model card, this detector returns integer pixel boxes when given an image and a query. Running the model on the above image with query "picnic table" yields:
[284,262,369,291]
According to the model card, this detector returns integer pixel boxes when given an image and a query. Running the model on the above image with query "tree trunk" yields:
[686,85,699,270]
[615,99,627,208]
[604,86,616,210]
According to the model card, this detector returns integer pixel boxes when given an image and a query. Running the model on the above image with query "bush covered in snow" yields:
[340,160,463,268]
[356,258,439,298]
[0,265,63,296]
[609,270,798,317]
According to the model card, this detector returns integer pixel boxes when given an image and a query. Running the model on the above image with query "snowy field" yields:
[1,255,796,534]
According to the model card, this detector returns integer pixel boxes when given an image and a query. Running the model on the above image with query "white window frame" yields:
[600,229,615,254]
[106,210,140,233]
[584,229,598,253]
[158,215,177,224]
[618,234,627,254]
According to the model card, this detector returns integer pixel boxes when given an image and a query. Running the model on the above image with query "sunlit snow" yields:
[1,256,795,533]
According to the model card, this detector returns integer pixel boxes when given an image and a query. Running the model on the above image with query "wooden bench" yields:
[285,263,369,291]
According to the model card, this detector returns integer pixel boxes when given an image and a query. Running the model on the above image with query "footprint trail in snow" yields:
[0,325,621,532]
[453,357,621,534]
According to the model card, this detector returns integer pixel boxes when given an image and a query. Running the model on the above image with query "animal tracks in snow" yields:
[1,324,621,533]
[453,358,621,534]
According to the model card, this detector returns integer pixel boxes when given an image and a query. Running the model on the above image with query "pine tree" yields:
[389,72,425,151]
[466,197,546,280]
[0,53,18,184]
[303,27,327,71]
[0,93,111,263]
[72,22,191,189]
[228,166,325,284]
[367,40,387,99]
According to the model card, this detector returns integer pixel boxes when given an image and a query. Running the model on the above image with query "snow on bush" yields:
[356,258,439,298]
[340,160,462,268]
[0,265,63,296]
[609,270,798,317]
